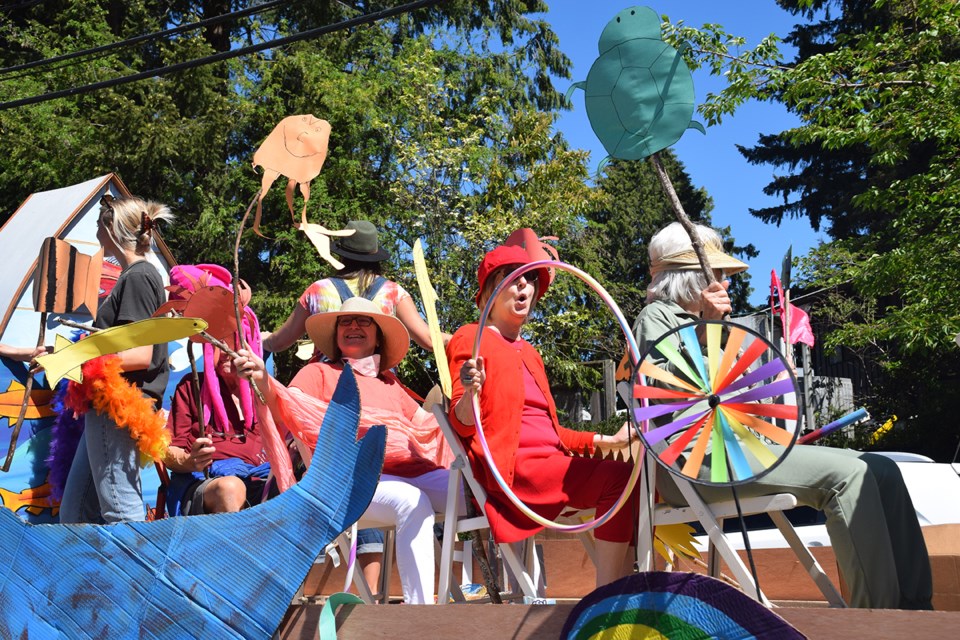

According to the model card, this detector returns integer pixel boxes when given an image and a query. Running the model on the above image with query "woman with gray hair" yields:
[633,222,932,610]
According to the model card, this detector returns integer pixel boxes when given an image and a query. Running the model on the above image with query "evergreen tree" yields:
[664,0,960,457]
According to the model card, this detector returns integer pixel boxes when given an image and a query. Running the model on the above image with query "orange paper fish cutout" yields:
[251,114,354,269]
[251,114,330,233]
[0,380,54,426]
[0,482,58,516]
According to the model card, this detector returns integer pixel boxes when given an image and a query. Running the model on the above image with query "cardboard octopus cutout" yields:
[251,114,354,269]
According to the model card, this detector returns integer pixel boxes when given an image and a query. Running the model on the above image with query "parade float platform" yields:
[274,523,960,638]
[277,603,960,639]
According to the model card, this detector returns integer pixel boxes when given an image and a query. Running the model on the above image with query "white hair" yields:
[645,222,721,306]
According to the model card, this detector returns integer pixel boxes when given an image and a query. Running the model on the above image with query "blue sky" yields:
[544,1,827,306]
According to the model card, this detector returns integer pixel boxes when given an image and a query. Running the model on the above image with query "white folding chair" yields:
[618,382,845,607]
[432,404,547,604]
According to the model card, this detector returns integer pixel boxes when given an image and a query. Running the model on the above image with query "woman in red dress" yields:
[447,243,638,588]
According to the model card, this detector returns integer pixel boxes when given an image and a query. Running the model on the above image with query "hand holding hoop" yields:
[459,357,485,392]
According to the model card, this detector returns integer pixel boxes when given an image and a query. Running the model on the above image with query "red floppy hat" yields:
[475,245,551,307]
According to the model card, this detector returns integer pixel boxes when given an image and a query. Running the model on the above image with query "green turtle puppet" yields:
[568,5,705,163]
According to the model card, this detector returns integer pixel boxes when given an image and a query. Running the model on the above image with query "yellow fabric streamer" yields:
[413,239,452,398]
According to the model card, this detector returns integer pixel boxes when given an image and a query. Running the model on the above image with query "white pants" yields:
[359,469,463,604]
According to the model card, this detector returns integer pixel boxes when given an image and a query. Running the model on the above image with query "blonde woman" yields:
[59,194,173,523]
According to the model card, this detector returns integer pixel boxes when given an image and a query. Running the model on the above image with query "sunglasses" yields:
[337,315,374,328]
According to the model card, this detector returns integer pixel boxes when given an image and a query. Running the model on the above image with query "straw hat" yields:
[305,297,409,372]
[649,234,749,276]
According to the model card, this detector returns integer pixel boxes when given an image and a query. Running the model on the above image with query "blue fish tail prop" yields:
[0,364,384,639]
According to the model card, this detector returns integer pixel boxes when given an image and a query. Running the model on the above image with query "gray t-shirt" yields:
[95,260,168,403]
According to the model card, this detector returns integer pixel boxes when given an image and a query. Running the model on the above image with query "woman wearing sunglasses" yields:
[234,297,458,604]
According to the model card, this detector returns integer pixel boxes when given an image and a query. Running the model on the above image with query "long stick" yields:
[1,312,47,472]
[232,191,263,407]
[185,342,205,439]
[184,342,211,479]
[650,152,716,284]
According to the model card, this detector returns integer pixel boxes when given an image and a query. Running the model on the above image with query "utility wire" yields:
[0,0,288,79]
[742,278,852,317]
[0,0,441,111]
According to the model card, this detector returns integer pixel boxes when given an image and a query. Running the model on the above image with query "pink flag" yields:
[771,270,815,347]
[787,303,815,347]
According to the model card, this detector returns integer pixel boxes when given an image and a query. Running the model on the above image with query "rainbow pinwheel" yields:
[632,320,800,486]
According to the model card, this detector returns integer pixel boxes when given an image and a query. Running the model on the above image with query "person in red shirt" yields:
[162,264,269,516]
[448,244,637,589]
[164,349,270,515]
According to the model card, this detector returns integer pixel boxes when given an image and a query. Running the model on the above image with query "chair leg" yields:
[377,529,395,604]
[707,537,720,578]
[769,510,846,607]
[499,541,539,599]
[673,482,771,606]
[636,452,659,572]
[437,462,465,606]
[338,530,377,604]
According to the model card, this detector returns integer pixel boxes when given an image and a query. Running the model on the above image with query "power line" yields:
[0,0,442,111]
[0,0,45,12]
[742,278,851,317]
[0,0,288,79]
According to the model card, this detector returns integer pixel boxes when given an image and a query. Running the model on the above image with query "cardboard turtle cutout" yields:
[568,5,705,164]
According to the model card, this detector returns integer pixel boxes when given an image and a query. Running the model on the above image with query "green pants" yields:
[656,444,933,609]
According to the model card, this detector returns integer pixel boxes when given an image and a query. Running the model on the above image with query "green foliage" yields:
[0,0,592,395]
[658,0,960,457]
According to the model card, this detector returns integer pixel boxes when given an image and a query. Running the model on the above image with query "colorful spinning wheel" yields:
[632,320,801,486]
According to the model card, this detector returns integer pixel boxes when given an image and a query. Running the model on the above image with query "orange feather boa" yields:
[64,355,169,463]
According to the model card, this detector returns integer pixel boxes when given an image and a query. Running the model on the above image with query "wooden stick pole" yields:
[232,191,263,406]
[1,313,47,472]
[650,152,716,284]
[185,341,211,478]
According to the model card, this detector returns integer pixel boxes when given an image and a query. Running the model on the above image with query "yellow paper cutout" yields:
[413,239,451,398]
[38,317,208,387]
[653,522,701,565]
[869,415,897,444]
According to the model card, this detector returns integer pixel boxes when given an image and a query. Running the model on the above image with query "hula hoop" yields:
[470,260,644,533]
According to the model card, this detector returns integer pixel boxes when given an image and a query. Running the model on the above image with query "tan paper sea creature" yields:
[251,114,353,269]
